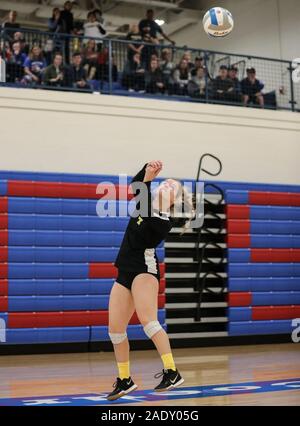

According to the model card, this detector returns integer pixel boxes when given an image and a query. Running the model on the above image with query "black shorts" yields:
[116,270,160,290]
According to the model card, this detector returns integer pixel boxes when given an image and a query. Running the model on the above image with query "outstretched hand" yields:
[144,160,163,182]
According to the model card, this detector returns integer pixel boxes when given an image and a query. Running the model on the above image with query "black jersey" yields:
[114,164,173,274]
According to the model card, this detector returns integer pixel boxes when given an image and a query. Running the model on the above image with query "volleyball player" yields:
[107,161,194,401]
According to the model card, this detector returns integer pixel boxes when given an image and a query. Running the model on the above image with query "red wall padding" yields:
[226,205,250,219]
[227,220,250,234]
[251,249,300,262]
[0,296,8,311]
[0,197,8,213]
[252,306,300,320]
[227,235,250,248]
[7,181,132,200]
[228,292,252,307]
[249,191,300,206]
[0,214,8,229]
[0,280,8,296]
[0,264,8,279]
[0,230,8,246]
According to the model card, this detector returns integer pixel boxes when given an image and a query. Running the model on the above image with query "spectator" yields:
[43,52,65,87]
[212,65,235,103]
[228,65,242,102]
[83,11,106,48]
[139,9,175,45]
[60,1,74,34]
[181,51,194,70]
[1,10,20,30]
[66,51,90,90]
[188,67,206,98]
[160,48,175,88]
[82,39,98,80]
[12,32,29,54]
[172,59,191,95]
[22,45,46,85]
[5,40,26,82]
[60,1,74,63]
[140,25,158,70]
[241,67,264,107]
[122,52,145,92]
[191,57,204,77]
[48,7,63,33]
[145,58,165,94]
[126,24,144,64]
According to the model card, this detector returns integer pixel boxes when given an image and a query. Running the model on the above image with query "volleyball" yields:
[203,7,234,38]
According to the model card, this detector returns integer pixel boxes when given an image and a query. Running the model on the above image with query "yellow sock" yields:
[161,353,176,371]
[117,361,130,379]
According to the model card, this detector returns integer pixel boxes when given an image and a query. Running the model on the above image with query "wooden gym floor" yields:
[0,343,299,406]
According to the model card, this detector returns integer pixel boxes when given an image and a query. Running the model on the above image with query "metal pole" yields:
[108,39,113,95]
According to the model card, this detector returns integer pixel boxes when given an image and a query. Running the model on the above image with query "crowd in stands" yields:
[0,3,265,107]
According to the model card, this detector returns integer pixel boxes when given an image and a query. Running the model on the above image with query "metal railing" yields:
[0,27,299,112]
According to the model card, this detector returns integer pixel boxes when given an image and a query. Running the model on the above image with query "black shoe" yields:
[154,368,184,392]
[107,377,138,401]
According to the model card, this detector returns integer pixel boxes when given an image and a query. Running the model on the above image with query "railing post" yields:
[288,61,296,112]
[204,51,209,103]
[108,39,113,95]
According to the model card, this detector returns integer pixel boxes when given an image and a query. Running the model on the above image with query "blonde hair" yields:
[170,180,196,234]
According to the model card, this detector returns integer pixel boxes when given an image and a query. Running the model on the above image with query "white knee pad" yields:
[109,332,127,345]
[143,321,162,339]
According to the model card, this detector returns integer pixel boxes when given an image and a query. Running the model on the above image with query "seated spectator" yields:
[12,32,29,55]
[241,67,264,107]
[22,45,47,85]
[43,52,65,87]
[228,65,242,102]
[211,65,235,102]
[139,9,175,45]
[172,59,191,95]
[5,40,26,82]
[187,67,206,98]
[82,39,98,80]
[65,51,90,90]
[160,48,175,88]
[122,52,145,92]
[191,56,204,77]
[181,51,194,71]
[83,11,106,48]
[126,24,144,64]
[145,58,165,94]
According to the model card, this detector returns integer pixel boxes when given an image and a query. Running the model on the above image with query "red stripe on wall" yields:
[227,220,250,234]
[0,264,8,279]
[8,303,166,328]
[0,296,8,311]
[0,247,8,262]
[89,263,166,279]
[227,235,251,248]
[0,230,8,246]
[228,292,252,307]
[249,191,300,206]
[7,181,133,200]
[252,306,300,320]
[0,280,8,296]
[0,197,8,213]
[251,249,300,263]
[0,214,8,229]
[226,205,250,219]
[159,278,166,294]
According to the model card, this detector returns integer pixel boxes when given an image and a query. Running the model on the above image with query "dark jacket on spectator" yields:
[60,9,74,34]
[43,64,65,86]
[213,76,234,94]
[241,77,264,95]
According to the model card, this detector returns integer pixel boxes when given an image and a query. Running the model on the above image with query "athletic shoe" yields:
[106,377,137,401]
[154,368,184,392]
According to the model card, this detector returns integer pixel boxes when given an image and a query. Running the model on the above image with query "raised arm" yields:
[130,161,162,184]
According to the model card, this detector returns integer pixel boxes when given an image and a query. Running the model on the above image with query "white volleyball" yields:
[203,7,234,38]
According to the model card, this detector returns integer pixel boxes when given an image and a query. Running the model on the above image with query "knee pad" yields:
[109,332,127,345]
[143,321,162,339]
